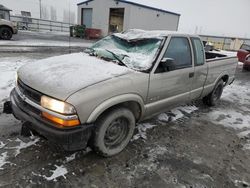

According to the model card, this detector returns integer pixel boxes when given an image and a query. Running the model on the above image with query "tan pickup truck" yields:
[5,29,238,157]
[0,18,18,40]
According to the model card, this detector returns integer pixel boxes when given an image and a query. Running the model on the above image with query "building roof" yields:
[0,4,12,11]
[77,0,180,16]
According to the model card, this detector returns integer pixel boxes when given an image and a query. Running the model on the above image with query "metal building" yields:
[77,0,180,36]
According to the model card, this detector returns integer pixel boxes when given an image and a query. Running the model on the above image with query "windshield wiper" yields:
[105,49,127,67]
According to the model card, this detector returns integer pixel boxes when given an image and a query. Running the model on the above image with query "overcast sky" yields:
[2,0,250,38]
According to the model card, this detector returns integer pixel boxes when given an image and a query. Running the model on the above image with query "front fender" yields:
[86,94,145,123]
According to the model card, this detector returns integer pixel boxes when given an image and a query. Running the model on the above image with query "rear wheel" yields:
[0,27,13,40]
[203,79,224,106]
[92,107,135,157]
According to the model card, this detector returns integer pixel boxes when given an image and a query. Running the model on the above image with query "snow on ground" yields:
[0,152,10,170]
[0,56,36,108]
[206,80,250,150]
[32,165,68,182]
[44,165,68,181]
[132,105,198,141]
[6,137,40,157]
[0,39,92,47]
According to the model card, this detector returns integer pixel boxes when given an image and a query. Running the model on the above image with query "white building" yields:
[77,0,180,36]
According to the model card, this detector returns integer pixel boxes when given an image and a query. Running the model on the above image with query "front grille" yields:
[15,91,41,115]
[17,79,42,104]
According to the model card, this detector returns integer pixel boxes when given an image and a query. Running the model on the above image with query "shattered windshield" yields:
[85,35,163,71]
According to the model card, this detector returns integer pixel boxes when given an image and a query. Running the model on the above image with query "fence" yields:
[200,35,250,51]
[10,15,74,33]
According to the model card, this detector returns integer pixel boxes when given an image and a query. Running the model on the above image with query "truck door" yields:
[146,36,194,116]
[190,38,208,100]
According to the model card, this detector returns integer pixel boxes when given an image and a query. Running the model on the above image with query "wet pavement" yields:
[0,53,250,188]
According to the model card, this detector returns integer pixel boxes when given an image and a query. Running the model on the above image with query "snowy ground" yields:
[0,54,249,187]
[0,31,93,47]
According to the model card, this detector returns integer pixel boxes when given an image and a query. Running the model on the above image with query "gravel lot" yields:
[0,52,249,188]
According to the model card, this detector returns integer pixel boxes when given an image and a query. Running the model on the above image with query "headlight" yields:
[41,96,76,114]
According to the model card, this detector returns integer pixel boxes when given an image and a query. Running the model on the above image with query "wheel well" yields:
[98,101,142,122]
[0,25,13,34]
[221,75,229,85]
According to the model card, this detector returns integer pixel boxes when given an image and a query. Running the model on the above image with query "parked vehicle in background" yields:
[5,29,238,157]
[237,44,250,70]
[0,18,18,40]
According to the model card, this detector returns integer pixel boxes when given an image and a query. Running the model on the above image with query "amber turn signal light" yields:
[42,112,80,127]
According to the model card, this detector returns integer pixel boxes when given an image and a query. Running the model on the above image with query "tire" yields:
[0,27,13,40]
[203,79,224,106]
[92,107,135,157]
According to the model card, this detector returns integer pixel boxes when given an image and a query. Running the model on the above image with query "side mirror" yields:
[161,58,175,71]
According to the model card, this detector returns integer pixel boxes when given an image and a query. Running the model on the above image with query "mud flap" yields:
[3,101,12,114]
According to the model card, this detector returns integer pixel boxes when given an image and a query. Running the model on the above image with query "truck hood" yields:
[18,53,132,100]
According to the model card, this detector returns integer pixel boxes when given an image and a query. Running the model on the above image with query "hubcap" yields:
[104,117,129,149]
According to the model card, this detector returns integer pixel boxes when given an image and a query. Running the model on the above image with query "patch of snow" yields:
[6,138,40,157]
[0,152,10,170]
[243,142,250,150]
[234,180,250,187]
[0,142,6,149]
[178,105,198,114]
[44,165,68,181]
[65,153,76,163]
[222,83,250,105]
[0,56,36,108]
[238,130,250,138]
[131,123,157,141]
[158,105,198,122]
[132,105,198,141]
[207,109,250,130]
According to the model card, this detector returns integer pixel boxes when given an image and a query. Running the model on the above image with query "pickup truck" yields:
[0,18,18,40]
[5,29,238,157]
[237,44,250,70]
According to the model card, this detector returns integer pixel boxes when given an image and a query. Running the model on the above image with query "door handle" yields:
[189,72,194,78]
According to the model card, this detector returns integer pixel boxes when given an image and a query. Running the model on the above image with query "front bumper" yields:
[10,88,94,151]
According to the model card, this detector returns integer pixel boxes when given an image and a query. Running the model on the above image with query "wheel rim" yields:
[104,117,129,149]
[2,29,11,39]
[212,84,223,101]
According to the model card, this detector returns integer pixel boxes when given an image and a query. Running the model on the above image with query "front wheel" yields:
[203,79,224,106]
[92,107,135,157]
[0,27,13,40]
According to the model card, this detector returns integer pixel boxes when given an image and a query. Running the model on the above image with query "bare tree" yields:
[63,9,76,24]
[41,5,49,20]
[50,6,57,21]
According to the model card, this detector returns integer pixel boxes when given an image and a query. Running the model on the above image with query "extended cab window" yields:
[191,38,205,66]
[161,37,192,72]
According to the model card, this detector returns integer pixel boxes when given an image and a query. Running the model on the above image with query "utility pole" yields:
[39,0,42,19]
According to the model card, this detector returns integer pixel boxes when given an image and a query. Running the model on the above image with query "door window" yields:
[164,37,192,70]
[191,38,205,66]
